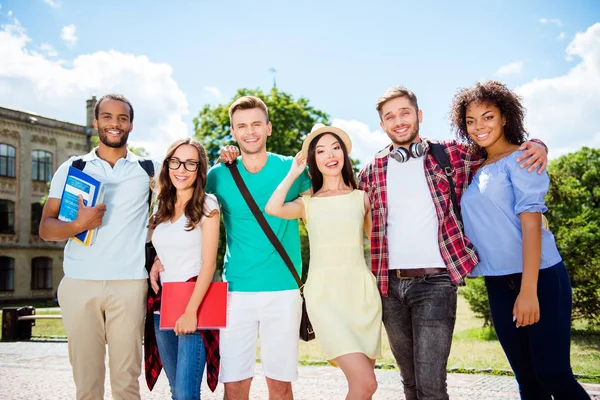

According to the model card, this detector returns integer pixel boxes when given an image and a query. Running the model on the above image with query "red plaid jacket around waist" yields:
[144,276,220,392]
[357,139,482,296]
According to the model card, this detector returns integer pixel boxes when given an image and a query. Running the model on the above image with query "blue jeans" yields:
[382,272,457,400]
[153,314,206,400]
[485,262,590,400]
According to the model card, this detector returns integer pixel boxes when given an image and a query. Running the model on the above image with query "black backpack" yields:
[428,143,463,228]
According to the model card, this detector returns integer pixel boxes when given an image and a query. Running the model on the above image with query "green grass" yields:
[1,295,599,383]
[298,294,600,382]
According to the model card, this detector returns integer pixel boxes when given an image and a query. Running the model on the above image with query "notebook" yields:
[159,281,228,330]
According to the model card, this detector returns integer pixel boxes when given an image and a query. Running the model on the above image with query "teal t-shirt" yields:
[206,153,312,292]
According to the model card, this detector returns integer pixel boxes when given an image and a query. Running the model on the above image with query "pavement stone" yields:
[1,340,599,399]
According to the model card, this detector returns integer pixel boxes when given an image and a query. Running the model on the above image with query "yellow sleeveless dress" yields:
[302,190,382,362]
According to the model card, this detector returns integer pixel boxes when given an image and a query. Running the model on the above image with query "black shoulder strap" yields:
[138,160,155,209]
[226,161,304,291]
[429,143,463,228]
[71,158,86,171]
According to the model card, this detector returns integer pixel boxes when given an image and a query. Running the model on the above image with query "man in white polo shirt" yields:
[39,94,159,400]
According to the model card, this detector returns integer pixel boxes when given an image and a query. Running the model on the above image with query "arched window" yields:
[31,257,52,290]
[0,199,15,234]
[0,256,14,291]
[31,202,44,235]
[32,150,53,182]
[0,144,16,177]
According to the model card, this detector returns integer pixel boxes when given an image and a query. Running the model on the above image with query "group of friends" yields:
[38,82,591,400]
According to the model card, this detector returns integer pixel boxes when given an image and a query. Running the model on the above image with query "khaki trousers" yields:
[58,277,148,400]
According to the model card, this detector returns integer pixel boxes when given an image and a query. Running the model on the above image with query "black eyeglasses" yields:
[167,158,199,172]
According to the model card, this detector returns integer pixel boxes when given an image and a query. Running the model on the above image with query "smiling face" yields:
[379,96,422,148]
[465,101,507,150]
[314,133,345,177]
[230,107,272,156]
[93,99,133,149]
[168,144,199,192]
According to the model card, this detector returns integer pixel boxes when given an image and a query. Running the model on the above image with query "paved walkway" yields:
[1,341,599,399]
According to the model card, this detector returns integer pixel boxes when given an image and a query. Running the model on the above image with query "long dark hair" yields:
[306,132,357,193]
[149,138,215,231]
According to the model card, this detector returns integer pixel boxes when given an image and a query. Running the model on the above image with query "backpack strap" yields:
[429,143,463,228]
[137,160,155,209]
[71,158,86,171]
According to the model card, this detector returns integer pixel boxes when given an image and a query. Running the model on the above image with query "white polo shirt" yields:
[48,148,160,280]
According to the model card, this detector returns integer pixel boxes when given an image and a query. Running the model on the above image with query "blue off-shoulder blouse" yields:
[461,150,562,277]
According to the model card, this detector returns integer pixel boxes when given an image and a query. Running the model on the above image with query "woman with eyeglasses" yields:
[146,138,220,399]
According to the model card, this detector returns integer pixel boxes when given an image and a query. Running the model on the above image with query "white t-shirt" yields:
[386,155,446,269]
[152,194,220,283]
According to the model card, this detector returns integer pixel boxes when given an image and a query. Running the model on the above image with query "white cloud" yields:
[42,0,59,7]
[203,86,221,99]
[60,24,77,47]
[495,61,524,77]
[539,18,563,27]
[557,32,566,41]
[8,10,13,17]
[39,43,57,57]
[0,20,189,160]
[331,118,389,166]
[516,23,600,158]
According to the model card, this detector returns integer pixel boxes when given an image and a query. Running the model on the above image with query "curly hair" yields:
[149,138,216,231]
[450,80,528,156]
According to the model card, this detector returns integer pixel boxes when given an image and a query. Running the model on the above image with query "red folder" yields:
[159,281,228,330]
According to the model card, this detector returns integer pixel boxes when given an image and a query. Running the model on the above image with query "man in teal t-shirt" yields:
[207,96,311,400]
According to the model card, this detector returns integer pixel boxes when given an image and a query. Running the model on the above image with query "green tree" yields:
[546,147,600,326]
[462,277,493,328]
[193,87,331,274]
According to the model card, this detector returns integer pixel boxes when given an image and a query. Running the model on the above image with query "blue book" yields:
[58,166,105,246]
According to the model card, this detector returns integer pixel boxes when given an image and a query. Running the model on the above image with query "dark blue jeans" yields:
[485,262,590,400]
[382,272,457,400]
[154,314,207,400]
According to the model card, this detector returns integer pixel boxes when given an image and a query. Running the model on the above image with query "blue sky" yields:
[1,0,599,163]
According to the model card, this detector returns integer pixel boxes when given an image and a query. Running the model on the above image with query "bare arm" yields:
[516,141,548,174]
[174,211,220,335]
[265,152,307,220]
[513,212,542,328]
[363,192,372,240]
[39,196,106,242]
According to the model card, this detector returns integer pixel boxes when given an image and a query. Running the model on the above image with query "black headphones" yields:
[390,142,425,163]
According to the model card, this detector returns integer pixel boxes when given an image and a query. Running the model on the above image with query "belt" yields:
[390,268,446,279]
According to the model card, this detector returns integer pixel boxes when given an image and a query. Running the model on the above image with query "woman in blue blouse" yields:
[450,80,589,400]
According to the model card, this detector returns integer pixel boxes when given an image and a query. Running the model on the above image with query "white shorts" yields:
[219,289,302,383]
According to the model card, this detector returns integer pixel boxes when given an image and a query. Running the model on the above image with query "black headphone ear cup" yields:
[410,142,425,158]
[392,147,409,163]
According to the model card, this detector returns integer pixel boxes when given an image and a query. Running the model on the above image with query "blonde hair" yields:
[228,96,269,123]
[375,86,419,118]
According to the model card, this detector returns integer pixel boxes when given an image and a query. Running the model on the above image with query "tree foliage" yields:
[193,87,330,165]
[462,277,493,328]
[193,87,331,273]
[546,146,600,326]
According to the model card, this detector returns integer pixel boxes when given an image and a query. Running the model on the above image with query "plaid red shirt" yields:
[358,139,483,296]
[144,276,220,392]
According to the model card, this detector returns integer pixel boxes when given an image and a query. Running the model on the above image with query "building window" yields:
[0,144,16,178]
[0,256,14,291]
[32,150,53,182]
[31,203,43,235]
[31,257,52,290]
[0,199,15,234]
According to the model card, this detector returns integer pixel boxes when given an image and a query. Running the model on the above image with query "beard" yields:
[387,122,420,147]
[97,126,130,149]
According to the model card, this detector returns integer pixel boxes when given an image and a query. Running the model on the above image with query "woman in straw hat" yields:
[266,124,382,400]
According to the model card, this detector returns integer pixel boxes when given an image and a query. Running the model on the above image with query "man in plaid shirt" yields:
[358,87,547,400]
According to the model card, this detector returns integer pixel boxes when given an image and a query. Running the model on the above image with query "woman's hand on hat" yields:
[290,151,307,177]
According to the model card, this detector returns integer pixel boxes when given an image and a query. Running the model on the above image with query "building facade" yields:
[0,98,96,302]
